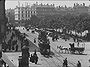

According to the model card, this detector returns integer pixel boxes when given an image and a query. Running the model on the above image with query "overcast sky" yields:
[5,0,90,9]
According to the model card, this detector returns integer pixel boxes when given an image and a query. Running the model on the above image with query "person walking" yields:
[15,45,18,52]
[34,38,36,43]
[34,54,38,64]
[77,61,81,67]
[30,54,34,63]
[77,42,79,47]
[33,49,38,64]
[63,58,68,67]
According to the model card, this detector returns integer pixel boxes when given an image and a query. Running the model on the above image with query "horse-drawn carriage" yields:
[69,47,85,54]
[69,43,85,54]
[57,42,85,54]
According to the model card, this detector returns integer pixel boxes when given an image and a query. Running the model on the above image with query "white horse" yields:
[57,46,69,53]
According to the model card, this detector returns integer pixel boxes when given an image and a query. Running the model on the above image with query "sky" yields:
[5,0,90,9]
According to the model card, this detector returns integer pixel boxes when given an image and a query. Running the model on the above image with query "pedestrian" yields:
[34,38,36,43]
[30,54,34,63]
[15,45,18,52]
[77,61,81,67]
[77,42,79,47]
[63,58,68,67]
[33,49,36,56]
[52,37,54,41]
[34,54,38,64]
[33,49,38,64]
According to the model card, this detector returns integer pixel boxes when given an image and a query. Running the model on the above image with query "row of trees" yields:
[25,13,90,36]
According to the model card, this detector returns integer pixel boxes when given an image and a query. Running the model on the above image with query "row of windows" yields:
[15,17,31,20]
[17,18,30,20]
[22,15,30,17]
[36,8,55,11]
[15,15,31,18]
[15,11,36,14]
[21,11,36,14]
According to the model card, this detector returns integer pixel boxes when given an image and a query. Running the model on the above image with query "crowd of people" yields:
[30,50,38,64]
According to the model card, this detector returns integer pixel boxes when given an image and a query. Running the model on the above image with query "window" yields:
[31,11,32,13]
[34,11,36,13]
[26,11,27,14]
[18,11,20,13]
[22,11,23,13]
[28,15,29,17]
[18,18,20,20]
[22,14,23,17]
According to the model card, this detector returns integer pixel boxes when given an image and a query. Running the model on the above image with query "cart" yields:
[69,42,85,54]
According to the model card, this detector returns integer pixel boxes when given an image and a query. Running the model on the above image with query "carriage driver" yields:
[69,43,75,48]
[77,42,79,47]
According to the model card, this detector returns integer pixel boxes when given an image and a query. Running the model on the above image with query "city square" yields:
[0,0,90,67]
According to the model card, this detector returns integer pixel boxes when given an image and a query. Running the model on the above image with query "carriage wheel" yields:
[78,50,82,54]
[78,51,83,54]
[70,50,75,54]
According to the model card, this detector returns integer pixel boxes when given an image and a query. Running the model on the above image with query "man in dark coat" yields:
[63,58,68,67]
[77,61,81,67]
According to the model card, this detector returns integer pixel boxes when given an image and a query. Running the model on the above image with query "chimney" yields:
[18,1,20,7]
[74,3,75,7]
[65,5,67,8]
[47,3,49,5]
[36,2,38,5]
[83,3,85,6]
[41,3,43,6]
[53,4,54,6]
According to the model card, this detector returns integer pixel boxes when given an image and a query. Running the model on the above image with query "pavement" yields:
[3,27,90,67]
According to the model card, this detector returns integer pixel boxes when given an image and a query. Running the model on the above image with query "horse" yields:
[57,46,69,53]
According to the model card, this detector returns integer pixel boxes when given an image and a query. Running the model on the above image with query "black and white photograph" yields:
[0,0,90,67]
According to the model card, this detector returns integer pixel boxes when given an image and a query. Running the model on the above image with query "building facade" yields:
[31,3,56,17]
[73,3,89,15]
[14,5,31,21]
[14,2,90,21]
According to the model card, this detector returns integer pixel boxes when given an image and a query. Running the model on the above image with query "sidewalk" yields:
[4,52,63,67]
[2,53,16,67]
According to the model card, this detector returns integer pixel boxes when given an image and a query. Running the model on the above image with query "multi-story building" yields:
[14,2,56,21]
[37,4,56,17]
[56,3,89,16]
[14,5,31,21]
[31,2,56,17]
[14,2,90,21]
[73,3,89,15]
